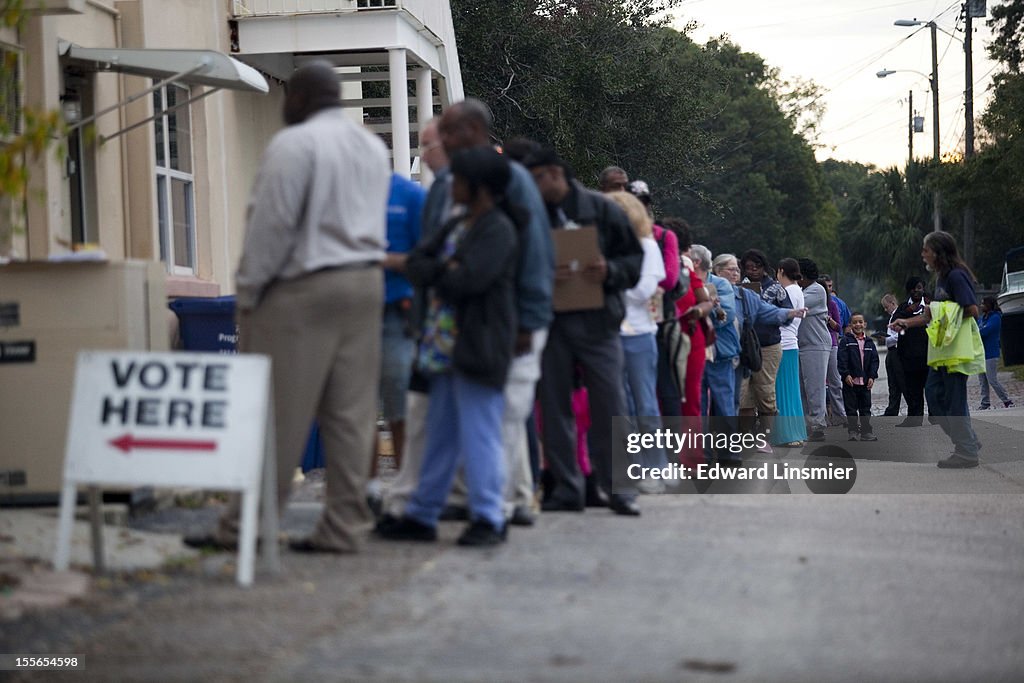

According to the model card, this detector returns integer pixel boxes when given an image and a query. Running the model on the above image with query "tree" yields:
[1,0,66,257]
[663,39,838,268]
[451,2,838,271]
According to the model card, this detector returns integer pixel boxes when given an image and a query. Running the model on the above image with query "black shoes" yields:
[288,537,351,554]
[439,504,470,521]
[895,418,923,427]
[807,431,826,442]
[373,515,438,541]
[608,495,641,517]
[457,519,507,547]
[937,453,979,469]
[541,499,584,513]
[585,476,609,507]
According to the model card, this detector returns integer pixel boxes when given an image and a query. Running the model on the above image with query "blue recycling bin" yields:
[168,295,238,352]
[168,296,324,472]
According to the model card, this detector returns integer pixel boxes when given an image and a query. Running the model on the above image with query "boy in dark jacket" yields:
[837,313,879,441]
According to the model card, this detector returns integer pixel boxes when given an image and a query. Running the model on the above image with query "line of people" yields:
[187,65,997,556]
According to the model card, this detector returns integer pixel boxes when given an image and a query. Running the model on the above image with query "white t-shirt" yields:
[780,283,804,350]
[621,236,665,336]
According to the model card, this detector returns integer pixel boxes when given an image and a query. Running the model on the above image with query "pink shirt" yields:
[652,224,680,292]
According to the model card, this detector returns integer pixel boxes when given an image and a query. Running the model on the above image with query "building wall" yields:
[11,0,283,297]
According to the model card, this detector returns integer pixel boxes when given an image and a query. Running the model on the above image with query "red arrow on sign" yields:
[108,434,217,454]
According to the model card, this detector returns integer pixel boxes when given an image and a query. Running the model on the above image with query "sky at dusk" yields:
[671,0,1001,169]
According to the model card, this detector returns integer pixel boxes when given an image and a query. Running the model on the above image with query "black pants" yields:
[655,322,682,417]
[843,384,873,435]
[883,349,905,416]
[539,312,627,506]
[901,359,929,417]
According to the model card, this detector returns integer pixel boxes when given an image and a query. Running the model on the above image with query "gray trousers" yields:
[538,313,626,507]
[220,267,382,552]
[799,347,830,434]
[979,357,1011,408]
[826,346,846,422]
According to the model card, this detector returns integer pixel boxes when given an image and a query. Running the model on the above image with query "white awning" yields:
[59,42,269,93]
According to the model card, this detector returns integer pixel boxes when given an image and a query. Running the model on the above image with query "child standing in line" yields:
[837,313,879,442]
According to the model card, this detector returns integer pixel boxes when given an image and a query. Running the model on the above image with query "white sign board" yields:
[54,350,278,586]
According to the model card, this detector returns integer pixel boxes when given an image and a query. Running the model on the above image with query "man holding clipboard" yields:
[525,148,644,516]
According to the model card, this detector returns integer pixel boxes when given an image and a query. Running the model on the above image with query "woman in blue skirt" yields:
[773,258,808,446]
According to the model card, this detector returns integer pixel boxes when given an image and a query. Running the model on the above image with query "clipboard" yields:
[552,225,605,312]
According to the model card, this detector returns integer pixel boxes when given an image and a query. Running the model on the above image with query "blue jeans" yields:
[406,373,506,528]
[379,307,415,421]
[925,367,981,458]
[702,357,737,418]
[622,333,665,468]
[702,356,738,461]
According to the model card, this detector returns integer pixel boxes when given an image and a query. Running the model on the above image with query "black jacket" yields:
[837,333,880,383]
[406,208,518,389]
[550,180,643,331]
[892,300,929,365]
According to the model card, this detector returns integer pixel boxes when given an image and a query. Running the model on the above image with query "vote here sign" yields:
[56,350,277,586]
[62,351,270,490]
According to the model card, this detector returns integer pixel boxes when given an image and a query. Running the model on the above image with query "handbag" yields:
[737,288,763,372]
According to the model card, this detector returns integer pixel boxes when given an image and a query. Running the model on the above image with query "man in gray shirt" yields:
[189,61,391,554]
[797,258,831,441]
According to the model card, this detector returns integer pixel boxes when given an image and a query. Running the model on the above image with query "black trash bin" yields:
[168,296,324,471]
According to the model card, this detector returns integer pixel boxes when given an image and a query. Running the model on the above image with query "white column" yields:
[415,68,434,186]
[388,48,410,178]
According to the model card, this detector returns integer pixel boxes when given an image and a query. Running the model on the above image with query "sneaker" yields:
[637,478,666,495]
[978,404,991,411]
[509,505,536,527]
[848,433,858,441]
[374,515,437,541]
[859,434,878,442]
[1005,400,1016,409]
[457,519,507,547]
[807,431,826,442]
[778,441,804,448]
[936,453,979,469]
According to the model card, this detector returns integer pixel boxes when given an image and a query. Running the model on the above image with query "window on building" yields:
[153,83,196,275]
[357,0,397,8]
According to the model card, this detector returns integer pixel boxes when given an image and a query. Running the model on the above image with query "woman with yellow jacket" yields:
[891,231,983,469]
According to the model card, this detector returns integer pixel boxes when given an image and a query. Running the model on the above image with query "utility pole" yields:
[963,2,977,268]
[908,90,914,166]
[929,20,942,231]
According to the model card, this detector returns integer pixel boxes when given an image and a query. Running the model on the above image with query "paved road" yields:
[6,467,1024,682]
[4,348,1023,682]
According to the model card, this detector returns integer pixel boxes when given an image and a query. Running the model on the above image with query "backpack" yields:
[655,228,688,322]
[737,288,763,372]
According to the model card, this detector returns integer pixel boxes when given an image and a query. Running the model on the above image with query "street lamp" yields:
[890,18,942,231]
[895,8,982,266]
